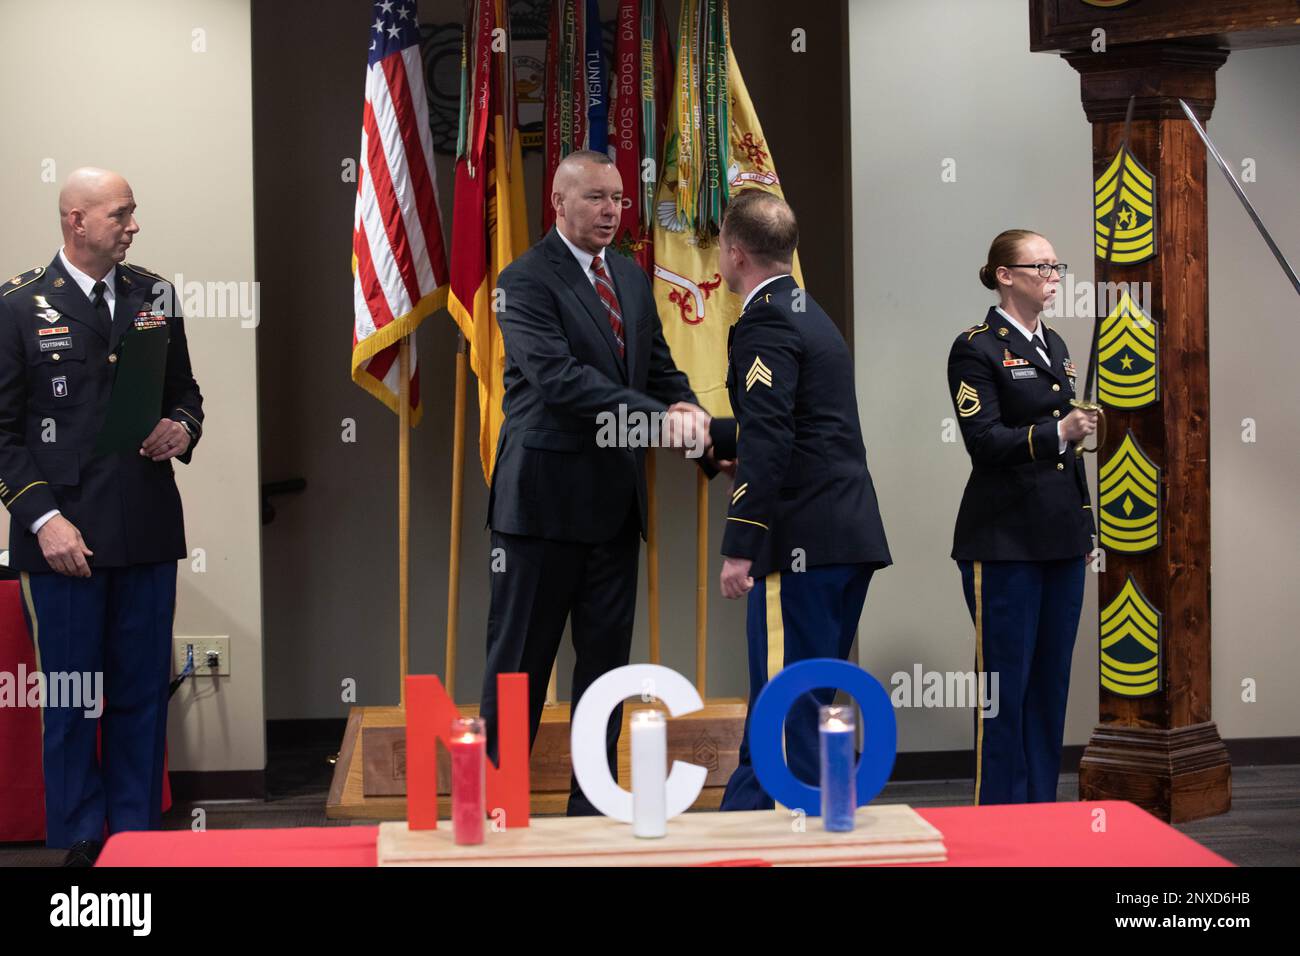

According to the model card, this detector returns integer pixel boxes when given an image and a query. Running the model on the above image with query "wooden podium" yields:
[326,699,748,820]
[328,290,750,816]
[1029,0,1300,822]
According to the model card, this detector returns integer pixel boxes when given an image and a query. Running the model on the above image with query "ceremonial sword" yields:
[1178,98,1300,297]
[1069,95,1139,456]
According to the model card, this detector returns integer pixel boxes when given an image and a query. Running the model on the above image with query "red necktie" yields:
[590,256,625,358]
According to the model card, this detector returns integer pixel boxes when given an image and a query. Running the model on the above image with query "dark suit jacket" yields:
[947,306,1094,561]
[488,227,696,543]
[710,276,891,579]
[0,254,203,571]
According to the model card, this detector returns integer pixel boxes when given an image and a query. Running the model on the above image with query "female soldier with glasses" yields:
[946,228,1098,805]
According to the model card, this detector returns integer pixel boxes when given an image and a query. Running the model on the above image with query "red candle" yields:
[450,717,486,845]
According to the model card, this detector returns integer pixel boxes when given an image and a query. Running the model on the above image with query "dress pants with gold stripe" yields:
[957,557,1085,805]
[20,564,176,848]
[720,563,875,811]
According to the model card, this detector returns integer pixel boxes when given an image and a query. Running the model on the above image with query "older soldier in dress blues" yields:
[0,168,203,865]
[947,228,1097,806]
[707,190,891,811]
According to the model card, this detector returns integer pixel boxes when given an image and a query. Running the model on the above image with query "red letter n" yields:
[404,673,530,830]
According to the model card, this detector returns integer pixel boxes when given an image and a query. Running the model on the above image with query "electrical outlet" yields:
[173,636,230,677]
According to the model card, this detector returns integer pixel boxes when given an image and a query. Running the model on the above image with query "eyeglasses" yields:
[1006,263,1068,278]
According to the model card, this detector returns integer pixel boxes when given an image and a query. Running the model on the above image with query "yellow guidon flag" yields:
[1098,289,1159,409]
[1099,431,1161,554]
[1100,575,1162,698]
[1094,148,1156,265]
[651,0,802,419]
[447,0,529,483]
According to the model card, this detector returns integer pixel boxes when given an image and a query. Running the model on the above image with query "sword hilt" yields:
[1069,400,1106,457]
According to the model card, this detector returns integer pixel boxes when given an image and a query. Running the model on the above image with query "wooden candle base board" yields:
[377,804,946,867]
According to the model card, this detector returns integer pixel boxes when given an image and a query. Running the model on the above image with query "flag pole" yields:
[445,332,469,700]
[647,449,661,664]
[398,335,412,708]
[695,468,708,695]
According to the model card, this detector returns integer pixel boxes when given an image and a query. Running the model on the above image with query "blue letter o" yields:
[749,659,897,814]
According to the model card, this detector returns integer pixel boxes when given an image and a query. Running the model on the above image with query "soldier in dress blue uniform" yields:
[707,191,891,811]
[0,168,203,864]
[947,228,1097,805]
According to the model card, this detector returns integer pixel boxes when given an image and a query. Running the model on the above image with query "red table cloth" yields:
[94,800,1232,867]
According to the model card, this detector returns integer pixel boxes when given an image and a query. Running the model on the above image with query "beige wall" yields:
[1204,45,1300,741]
[0,0,263,773]
[848,0,1300,750]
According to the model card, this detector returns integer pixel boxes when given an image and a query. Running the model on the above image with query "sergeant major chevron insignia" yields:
[1098,290,1159,409]
[1094,147,1157,265]
[1099,431,1161,554]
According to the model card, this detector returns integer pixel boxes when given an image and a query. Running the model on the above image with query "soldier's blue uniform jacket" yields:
[709,275,891,812]
[0,255,202,571]
[710,275,890,577]
[947,306,1094,561]
[946,305,1093,806]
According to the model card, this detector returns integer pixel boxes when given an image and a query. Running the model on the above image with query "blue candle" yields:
[819,706,857,831]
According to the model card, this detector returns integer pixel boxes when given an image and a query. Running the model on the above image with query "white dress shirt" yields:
[995,306,1067,455]
[58,247,116,319]
[996,305,1050,364]
[556,227,607,289]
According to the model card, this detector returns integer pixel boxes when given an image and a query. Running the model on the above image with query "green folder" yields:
[93,330,169,455]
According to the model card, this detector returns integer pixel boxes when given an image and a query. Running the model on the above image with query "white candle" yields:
[630,710,667,838]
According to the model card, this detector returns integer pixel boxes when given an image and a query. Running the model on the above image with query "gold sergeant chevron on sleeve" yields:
[745,356,773,391]
[955,381,981,417]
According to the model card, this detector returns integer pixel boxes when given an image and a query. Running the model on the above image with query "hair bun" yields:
[978,264,996,290]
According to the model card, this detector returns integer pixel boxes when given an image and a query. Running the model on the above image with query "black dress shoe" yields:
[62,840,102,867]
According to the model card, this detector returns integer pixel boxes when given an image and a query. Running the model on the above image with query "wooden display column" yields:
[1063,44,1230,822]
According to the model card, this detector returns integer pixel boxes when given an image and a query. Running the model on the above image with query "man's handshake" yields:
[662,401,712,459]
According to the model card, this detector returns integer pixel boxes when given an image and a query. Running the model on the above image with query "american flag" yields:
[351,0,449,420]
